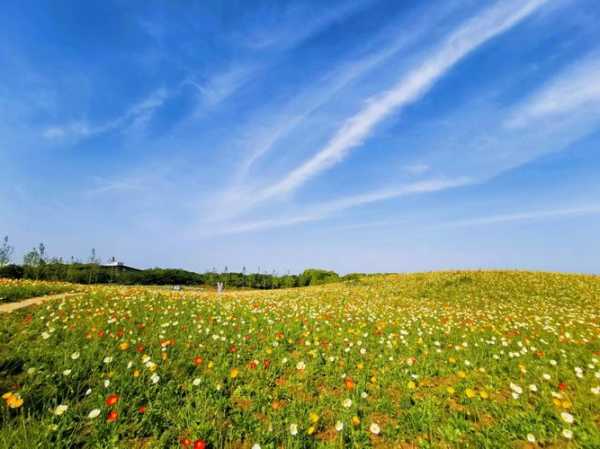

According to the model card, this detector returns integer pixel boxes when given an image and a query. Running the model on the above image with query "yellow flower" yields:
[4,392,23,409]
[133,369,140,378]
[230,368,239,379]
[479,390,489,399]
[307,425,315,435]
[446,386,455,395]
[407,381,416,390]
[465,388,476,398]
[457,371,466,379]
[352,416,361,426]
[118,342,129,351]
[208,361,214,369]
[309,412,319,423]
[448,357,456,364]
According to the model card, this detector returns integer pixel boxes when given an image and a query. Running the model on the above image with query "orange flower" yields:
[106,410,118,422]
[193,356,203,366]
[344,377,355,390]
[105,394,119,406]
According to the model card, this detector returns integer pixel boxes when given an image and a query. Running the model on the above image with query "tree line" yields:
[0,236,360,289]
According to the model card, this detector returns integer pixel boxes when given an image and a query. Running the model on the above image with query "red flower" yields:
[558,382,567,391]
[248,360,258,369]
[105,394,119,406]
[136,344,145,353]
[106,410,118,422]
[138,405,146,414]
[180,438,192,448]
[344,377,355,390]
[193,356,203,366]
[263,359,271,369]
[193,440,206,449]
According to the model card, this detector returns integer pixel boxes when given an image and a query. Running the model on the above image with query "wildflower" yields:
[106,410,118,422]
[560,412,574,424]
[527,433,535,443]
[3,392,24,409]
[103,356,113,364]
[529,384,538,392]
[85,388,92,396]
[342,398,352,408]
[192,378,201,386]
[229,368,239,379]
[53,404,68,416]
[71,352,80,360]
[407,381,416,389]
[344,377,355,390]
[562,429,573,439]
[591,386,600,395]
[104,379,110,388]
[296,361,306,370]
[289,423,298,436]
[309,412,319,423]
[251,445,261,449]
[150,373,160,384]
[119,342,129,351]
[193,440,206,449]
[193,356,203,366]
[352,416,361,426]
[465,388,476,398]
[446,386,455,394]
[479,390,489,399]
[105,394,119,406]
[88,408,101,419]
[369,423,381,435]
[138,405,146,414]
[63,369,72,376]
[335,420,344,432]
[41,332,50,339]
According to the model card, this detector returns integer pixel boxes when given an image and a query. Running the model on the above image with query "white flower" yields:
[550,359,557,366]
[85,388,92,396]
[88,408,101,419]
[289,423,298,436]
[53,404,68,416]
[560,412,574,424]
[192,378,201,386]
[562,429,573,439]
[150,373,160,384]
[296,361,306,370]
[542,373,551,381]
[529,384,538,392]
[71,352,80,360]
[335,420,344,432]
[361,391,368,398]
[127,361,133,369]
[63,369,72,376]
[251,445,261,449]
[104,379,110,388]
[103,356,113,364]
[527,433,535,443]
[369,423,381,435]
[41,332,50,340]
[27,367,36,375]
[591,386,600,395]
[509,383,522,394]
[342,398,352,408]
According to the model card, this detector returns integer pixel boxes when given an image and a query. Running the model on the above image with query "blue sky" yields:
[2,0,600,274]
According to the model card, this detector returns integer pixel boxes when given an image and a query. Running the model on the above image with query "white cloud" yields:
[506,52,600,128]
[42,88,169,141]
[254,0,549,201]
[436,205,600,228]
[212,177,471,234]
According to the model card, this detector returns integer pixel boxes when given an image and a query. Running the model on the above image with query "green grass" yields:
[0,279,76,303]
[0,271,599,448]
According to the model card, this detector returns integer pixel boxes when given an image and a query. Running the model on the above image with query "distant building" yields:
[101,258,140,272]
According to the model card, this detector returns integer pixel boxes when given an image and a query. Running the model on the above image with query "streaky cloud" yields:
[255,0,549,202]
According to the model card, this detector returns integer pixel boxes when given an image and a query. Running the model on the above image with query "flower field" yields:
[0,278,77,304]
[1,271,599,448]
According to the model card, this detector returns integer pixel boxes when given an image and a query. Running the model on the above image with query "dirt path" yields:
[0,292,81,313]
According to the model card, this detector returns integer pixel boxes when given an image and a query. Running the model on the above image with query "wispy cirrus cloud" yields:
[435,205,600,229]
[252,0,549,202]
[211,177,471,234]
[506,51,600,128]
[42,88,169,141]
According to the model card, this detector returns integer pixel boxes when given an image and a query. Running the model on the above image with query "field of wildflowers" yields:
[0,278,77,303]
[0,271,599,448]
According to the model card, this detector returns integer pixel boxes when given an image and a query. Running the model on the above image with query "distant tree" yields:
[88,248,100,264]
[23,247,41,266]
[0,236,14,267]
[38,243,46,264]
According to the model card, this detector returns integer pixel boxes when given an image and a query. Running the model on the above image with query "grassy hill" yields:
[1,271,599,448]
